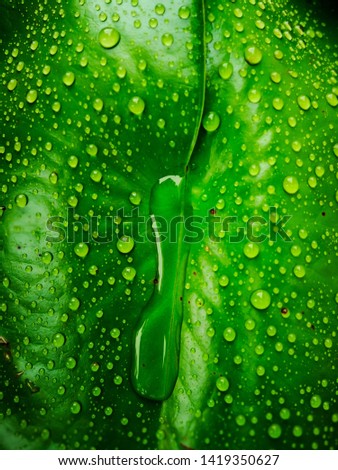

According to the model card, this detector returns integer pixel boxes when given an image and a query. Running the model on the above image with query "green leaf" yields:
[157,0,338,450]
[0,0,204,449]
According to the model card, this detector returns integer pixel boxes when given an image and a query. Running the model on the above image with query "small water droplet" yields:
[129,191,142,205]
[122,266,136,281]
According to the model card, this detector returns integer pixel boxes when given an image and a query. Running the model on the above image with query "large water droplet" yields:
[283,176,299,194]
[128,96,145,115]
[98,27,120,49]
[250,289,271,310]
[244,46,263,65]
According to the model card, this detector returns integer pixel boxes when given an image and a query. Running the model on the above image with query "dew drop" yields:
[129,191,142,205]
[293,264,305,278]
[74,242,89,258]
[268,424,282,439]
[223,327,236,342]
[110,328,121,339]
[93,98,104,112]
[219,274,229,287]
[297,95,311,110]
[244,46,263,65]
[68,155,79,168]
[283,176,299,194]
[178,6,191,19]
[52,333,65,348]
[69,297,80,311]
[243,242,259,259]
[310,395,322,409]
[62,71,75,87]
[216,376,229,392]
[202,111,221,132]
[41,251,53,265]
[117,236,134,254]
[161,33,174,47]
[66,357,77,369]
[7,79,17,91]
[26,89,38,104]
[98,27,120,49]
[15,194,28,208]
[326,93,338,107]
[218,62,233,80]
[90,169,103,183]
[250,289,271,310]
[122,266,136,281]
[248,89,262,103]
[70,401,81,414]
[128,96,145,115]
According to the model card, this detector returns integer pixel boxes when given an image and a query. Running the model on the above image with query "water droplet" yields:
[62,71,75,87]
[324,338,333,348]
[41,251,53,265]
[223,327,236,342]
[178,6,190,19]
[7,79,17,91]
[155,3,165,15]
[243,242,259,259]
[244,46,263,65]
[250,289,271,310]
[219,274,229,287]
[15,194,28,208]
[248,89,261,103]
[161,33,174,47]
[49,172,58,184]
[66,357,77,369]
[93,98,104,112]
[117,236,134,254]
[293,425,303,437]
[268,424,282,439]
[68,155,79,168]
[70,401,81,414]
[272,97,284,110]
[129,191,142,205]
[297,95,311,110]
[293,264,305,278]
[74,242,89,258]
[326,93,338,107]
[90,169,103,182]
[26,89,38,104]
[216,376,229,392]
[310,395,322,409]
[283,176,299,194]
[122,266,136,281]
[52,333,65,348]
[218,62,233,80]
[69,297,80,311]
[128,96,145,115]
[110,328,120,339]
[203,111,221,132]
[86,144,98,157]
[98,27,120,49]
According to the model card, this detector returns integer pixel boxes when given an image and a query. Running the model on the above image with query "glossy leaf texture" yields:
[158,0,338,450]
[0,0,204,449]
